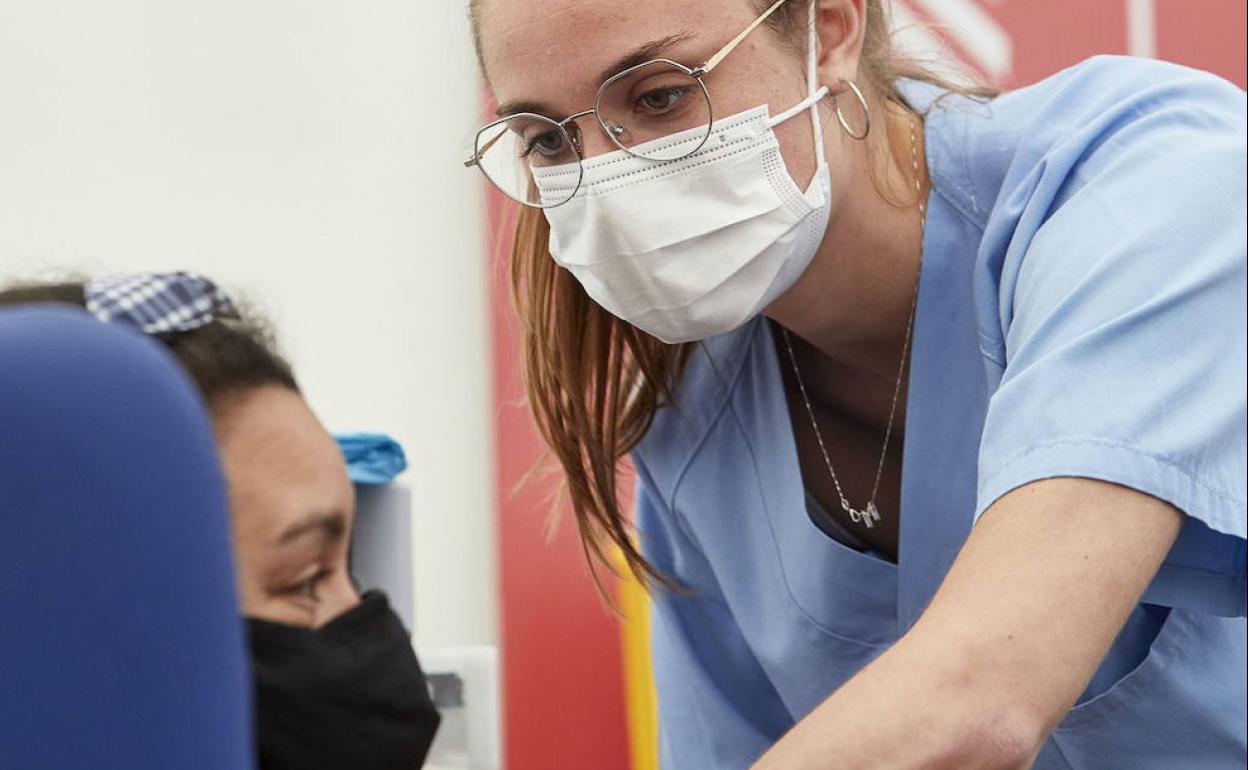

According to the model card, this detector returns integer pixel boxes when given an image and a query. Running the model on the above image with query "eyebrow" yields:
[276,511,347,546]
[495,33,697,119]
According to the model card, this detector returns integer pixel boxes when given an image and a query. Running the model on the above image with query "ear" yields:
[815,0,867,86]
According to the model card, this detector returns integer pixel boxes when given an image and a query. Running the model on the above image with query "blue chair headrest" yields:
[0,307,253,770]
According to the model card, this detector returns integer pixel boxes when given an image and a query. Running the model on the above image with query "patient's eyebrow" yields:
[494,33,697,119]
[276,511,346,545]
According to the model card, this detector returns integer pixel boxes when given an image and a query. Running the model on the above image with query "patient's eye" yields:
[284,566,331,602]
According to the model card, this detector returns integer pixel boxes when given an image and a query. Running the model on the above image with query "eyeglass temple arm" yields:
[695,0,792,76]
[464,126,509,167]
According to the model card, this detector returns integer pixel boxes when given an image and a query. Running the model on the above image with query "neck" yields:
[765,99,927,390]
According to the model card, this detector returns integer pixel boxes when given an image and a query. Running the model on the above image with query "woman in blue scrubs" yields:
[465,0,1246,766]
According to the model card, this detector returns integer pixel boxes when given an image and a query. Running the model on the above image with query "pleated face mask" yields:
[533,82,831,344]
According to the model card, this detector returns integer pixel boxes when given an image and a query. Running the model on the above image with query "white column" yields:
[1126,0,1158,59]
[0,0,497,649]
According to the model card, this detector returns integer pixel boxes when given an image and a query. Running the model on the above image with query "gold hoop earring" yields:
[830,78,870,140]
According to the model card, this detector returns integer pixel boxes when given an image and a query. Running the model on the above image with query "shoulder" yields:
[992,55,1243,189]
[920,56,1245,229]
[992,54,1243,129]
[988,57,1245,295]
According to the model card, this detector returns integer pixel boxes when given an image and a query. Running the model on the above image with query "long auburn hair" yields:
[472,0,993,588]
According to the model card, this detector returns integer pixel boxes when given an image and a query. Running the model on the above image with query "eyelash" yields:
[521,132,564,159]
[284,567,332,601]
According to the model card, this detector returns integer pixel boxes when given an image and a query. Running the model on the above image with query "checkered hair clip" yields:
[85,271,240,335]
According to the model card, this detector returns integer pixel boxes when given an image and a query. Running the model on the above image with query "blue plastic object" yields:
[335,432,408,485]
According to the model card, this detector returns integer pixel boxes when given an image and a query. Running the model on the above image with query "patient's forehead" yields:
[212,385,353,539]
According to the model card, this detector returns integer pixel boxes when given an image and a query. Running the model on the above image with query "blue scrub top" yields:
[633,56,1247,769]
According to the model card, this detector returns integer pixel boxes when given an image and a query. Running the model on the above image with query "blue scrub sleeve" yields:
[635,469,791,769]
[975,74,1247,617]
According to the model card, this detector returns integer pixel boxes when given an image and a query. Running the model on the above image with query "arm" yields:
[753,61,1245,770]
[752,477,1182,769]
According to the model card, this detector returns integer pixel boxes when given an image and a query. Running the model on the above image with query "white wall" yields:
[0,0,497,648]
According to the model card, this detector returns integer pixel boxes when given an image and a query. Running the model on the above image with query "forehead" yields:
[214,388,353,535]
[479,0,757,106]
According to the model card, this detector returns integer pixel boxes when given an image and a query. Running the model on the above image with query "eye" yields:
[521,128,568,159]
[284,567,331,602]
[636,86,691,116]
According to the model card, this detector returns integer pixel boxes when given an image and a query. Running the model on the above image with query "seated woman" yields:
[0,273,439,770]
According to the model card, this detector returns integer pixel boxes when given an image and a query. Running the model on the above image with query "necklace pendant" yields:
[864,501,881,527]
[849,507,875,529]
[843,503,879,528]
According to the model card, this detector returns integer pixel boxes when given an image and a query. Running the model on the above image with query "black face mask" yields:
[246,591,440,770]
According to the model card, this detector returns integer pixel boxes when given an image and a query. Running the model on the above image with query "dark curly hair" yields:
[0,280,298,408]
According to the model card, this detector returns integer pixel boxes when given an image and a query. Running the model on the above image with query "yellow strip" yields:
[615,550,659,770]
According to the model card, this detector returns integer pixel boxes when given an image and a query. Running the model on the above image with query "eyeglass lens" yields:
[472,60,712,208]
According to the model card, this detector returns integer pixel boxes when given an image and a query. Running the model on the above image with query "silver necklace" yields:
[781,117,926,529]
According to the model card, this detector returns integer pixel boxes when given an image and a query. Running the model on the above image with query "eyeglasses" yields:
[464,0,794,208]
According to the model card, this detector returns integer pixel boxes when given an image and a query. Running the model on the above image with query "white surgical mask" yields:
[532,43,831,343]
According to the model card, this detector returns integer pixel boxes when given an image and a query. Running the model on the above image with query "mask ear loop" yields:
[769,84,830,126]
[807,0,825,167]
[764,2,831,140]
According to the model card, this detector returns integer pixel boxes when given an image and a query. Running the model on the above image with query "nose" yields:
[567,113,624,160]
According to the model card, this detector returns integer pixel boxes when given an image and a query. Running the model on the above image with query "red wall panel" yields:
[989,2,1130,87]
[966,0,1246,89]
[1154,1,1247,88]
